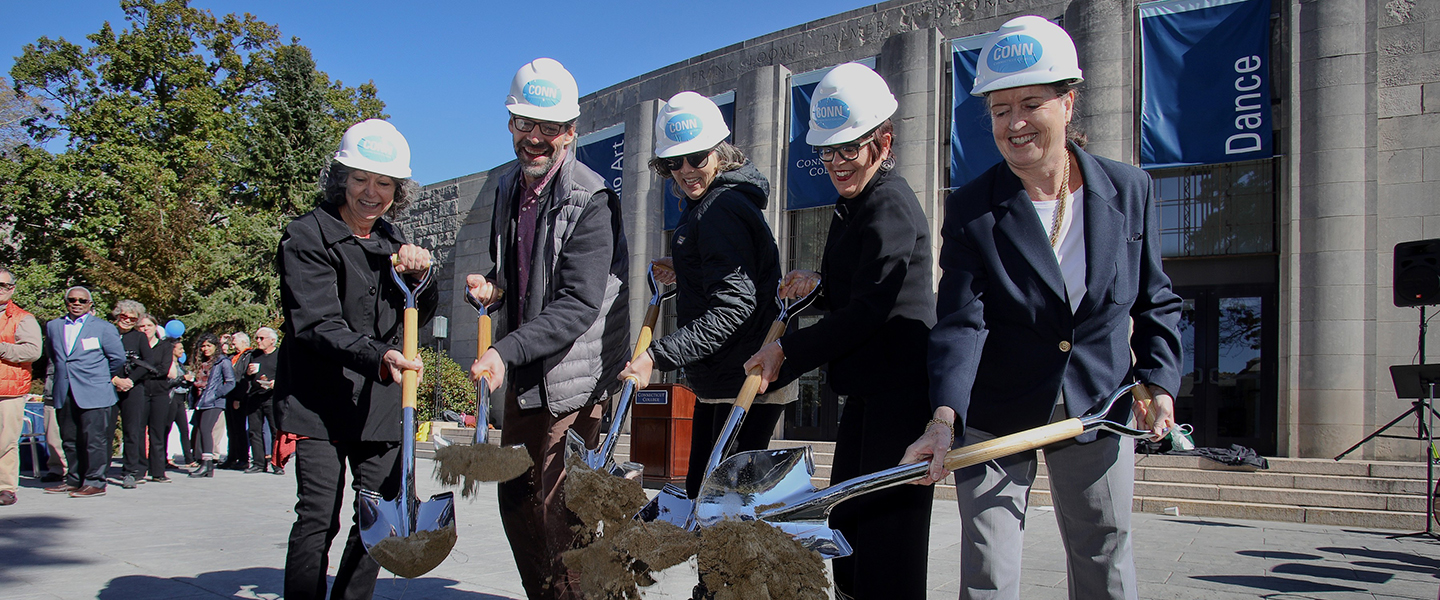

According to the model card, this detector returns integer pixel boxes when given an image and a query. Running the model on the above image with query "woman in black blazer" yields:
[903,16,1182,600]
[746,62,934,600]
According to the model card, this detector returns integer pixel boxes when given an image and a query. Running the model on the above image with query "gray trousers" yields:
[953,406,1137,600]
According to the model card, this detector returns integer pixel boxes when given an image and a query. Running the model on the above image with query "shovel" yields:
[694,382,1155,559]
[635,280,822,529]
[564,262,676,477]
[358,262,457,578]
[434,288,507,450]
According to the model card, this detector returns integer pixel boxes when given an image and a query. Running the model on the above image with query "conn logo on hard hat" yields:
[523,79,563,107]
[988,35,1043,73]
[356,136,397,163]
[813,98,851,130]
[666,113,703,142]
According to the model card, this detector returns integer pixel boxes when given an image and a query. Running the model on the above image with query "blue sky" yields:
[2,0,877,184]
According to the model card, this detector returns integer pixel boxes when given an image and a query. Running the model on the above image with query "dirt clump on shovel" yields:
[434,442,533,497]
[367,525,458,579]
[563,455,649,531]
[697,519,829,600]
[563,457,697,599]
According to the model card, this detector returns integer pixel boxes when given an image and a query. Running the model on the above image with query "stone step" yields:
[1029,489,1429,531]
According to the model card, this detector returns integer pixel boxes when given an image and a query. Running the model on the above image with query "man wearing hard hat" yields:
[466,58,629,600]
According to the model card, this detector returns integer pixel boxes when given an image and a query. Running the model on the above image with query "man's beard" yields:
[516,140,556,179]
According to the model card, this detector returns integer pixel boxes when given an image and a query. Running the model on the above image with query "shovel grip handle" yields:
[478,314,492,356]
[1130,381,1156,431]
[941,418,1085,472]
[402,307,419,410]
[635,304,662,361]
[733,320,789,411]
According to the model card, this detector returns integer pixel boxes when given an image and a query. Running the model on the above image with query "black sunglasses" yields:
[661,150,711,173]
[815,135,876,163]
[0,282,14,290]
[510,116,570,137]
[65,297,91,305]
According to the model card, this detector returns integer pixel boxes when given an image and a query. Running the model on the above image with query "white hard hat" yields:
[971,16,1084,96]
[805,63,899,147]
[653,92,731,158]
[333,119,412,179]
[505,58,581,123]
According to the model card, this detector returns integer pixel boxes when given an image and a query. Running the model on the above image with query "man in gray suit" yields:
[42,287,125,498]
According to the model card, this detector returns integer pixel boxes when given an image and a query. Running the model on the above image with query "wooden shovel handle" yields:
[634,304,662,361]
[401,307,419,410]
[475,313,493,380]
[1131,382,1156,431]
[941,418,1086,472]
[734,319,788,412]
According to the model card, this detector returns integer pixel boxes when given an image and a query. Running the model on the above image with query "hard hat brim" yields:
[335,154,412,180]
[506,101,581,124]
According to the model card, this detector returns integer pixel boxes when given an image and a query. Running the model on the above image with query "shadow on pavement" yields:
[1167,519,1254,528]
[1190,575,1364,594]
[1234,550,1321,560]
[1270,562,1392,584]
[0,515,91,583]
[98,568,516,600]
[1317,546,1440,570]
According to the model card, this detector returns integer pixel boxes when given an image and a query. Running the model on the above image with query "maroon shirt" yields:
[515,150,566,310]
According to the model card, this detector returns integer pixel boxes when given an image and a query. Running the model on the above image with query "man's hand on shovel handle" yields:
[466,274,498,306]
[743,341,785,394]
[382,349,424,384]
[471,348,505,392]
[902,407,958,486]
[778,270,820,300]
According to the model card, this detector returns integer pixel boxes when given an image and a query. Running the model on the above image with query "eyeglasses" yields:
[815,136,875,163]
[117,314,137,323]
[510,116,570,137]
[65,297,91,305]
[0,282,14,290]
[660,150,712,173]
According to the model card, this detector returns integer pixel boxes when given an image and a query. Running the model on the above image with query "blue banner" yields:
[1140,0,1273,169]
[950,36,1004,190]
[786,81,836,210]
[663,95,734,230]
[575,125,624,194]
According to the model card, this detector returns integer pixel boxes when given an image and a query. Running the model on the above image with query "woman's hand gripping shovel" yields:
[635,279,822,530]
[564,262,676,478]
[693,382,1157,560]
[358,260,457,578]
[432,287,533,494]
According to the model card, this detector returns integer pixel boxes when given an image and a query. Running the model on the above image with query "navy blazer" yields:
[929,144,1182,443]
[46,315,126,410]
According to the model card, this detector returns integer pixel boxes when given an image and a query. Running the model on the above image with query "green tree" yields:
[1,0,386,336]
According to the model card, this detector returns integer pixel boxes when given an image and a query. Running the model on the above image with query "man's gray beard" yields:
[521,156,552,179]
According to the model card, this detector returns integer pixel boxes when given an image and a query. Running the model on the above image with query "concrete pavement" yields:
[0,457,1437,599]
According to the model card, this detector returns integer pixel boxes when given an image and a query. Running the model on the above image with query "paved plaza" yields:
[0,457,1437,599]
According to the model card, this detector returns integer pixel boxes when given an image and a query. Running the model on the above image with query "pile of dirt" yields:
[434,442,533,497]
[564,519,697,599]
[697,519,829,600]
[366,525,457,579]
[564,455,648,532]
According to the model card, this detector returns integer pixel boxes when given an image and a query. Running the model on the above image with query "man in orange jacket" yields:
[0,266,43,506]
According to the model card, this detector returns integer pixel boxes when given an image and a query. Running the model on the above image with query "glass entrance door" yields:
[1174,285,1277,455]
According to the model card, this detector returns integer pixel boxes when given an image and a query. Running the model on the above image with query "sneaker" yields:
[0,490,16,506]
[272,466,284,476]
[121,475,137,489]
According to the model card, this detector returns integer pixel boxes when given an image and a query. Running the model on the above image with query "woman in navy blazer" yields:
[904,16,1182,600]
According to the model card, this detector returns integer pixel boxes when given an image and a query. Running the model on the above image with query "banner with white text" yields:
[1140,0,1273,168]
[950,34,1004,190]
[575,124,624,196]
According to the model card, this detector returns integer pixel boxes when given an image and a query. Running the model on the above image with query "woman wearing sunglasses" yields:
[744,63,935,599]
[617,91,793,501]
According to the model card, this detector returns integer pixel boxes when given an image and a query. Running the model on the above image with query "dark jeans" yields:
[118,389,149,477]
[58,397,112,489]
[245,399,277,468]
[284,438,400,600]
[684,402,786,498]
[829,393,934,600]
[170,394,192,463]
[192,408,221,460]
[146,392,172,477]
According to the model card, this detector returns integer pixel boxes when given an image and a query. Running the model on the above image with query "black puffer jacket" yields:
[650,162,781,399]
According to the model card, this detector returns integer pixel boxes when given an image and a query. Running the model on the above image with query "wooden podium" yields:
[629,383,695,486]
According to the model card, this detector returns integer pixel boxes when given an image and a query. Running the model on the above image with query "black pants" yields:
[829,393,934,600]
[224,400,248,464]
[117,389,149,477]
[284,438,400,600]
[192,408,221,459]
[58,397,112,489]
[245,399,277,468]
[685,402,786,498]
[146,392,172,477]
[170,394,192,463]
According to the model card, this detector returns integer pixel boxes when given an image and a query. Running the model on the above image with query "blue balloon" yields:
[165,319,186,339]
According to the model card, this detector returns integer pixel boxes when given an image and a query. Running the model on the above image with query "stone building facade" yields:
[398,0,1440,460]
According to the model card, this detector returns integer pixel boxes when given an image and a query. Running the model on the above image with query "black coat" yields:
[140,338,177,397]
[928,144,1182,444]
[650,162,781,399]
[777,168,935,398]
[274,203,438,442]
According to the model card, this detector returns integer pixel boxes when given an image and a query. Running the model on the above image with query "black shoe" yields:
[272,466,284,476]
[188,460,214,478]
[243,464,265,474]
[148,476,171,483]
[40,473,63,483]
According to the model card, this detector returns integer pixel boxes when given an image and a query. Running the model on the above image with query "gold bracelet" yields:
[926,418,956,446]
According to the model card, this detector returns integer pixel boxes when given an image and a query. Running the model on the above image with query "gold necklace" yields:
[1047,150,1071,248]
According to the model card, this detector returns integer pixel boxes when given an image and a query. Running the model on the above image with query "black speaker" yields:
[1395,238,1440,307]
